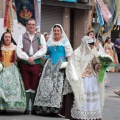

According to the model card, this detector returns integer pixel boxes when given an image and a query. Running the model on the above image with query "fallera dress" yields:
[0,43,26,110]
[34,38,73,114]
[104,42,118,72]
[61,57,104,120]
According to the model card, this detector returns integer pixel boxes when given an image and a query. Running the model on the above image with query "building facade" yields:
[41,0,92,48]
[0,0,92,49]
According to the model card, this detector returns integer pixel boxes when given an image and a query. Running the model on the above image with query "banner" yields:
[97,0,112,23]
[116,0,120,25]
[34,0,41,32]
[112,0,120,30]
[95,1,104,27]
[4,0,10,29]
[99,0,116,36]
[4,0,13,31]
[59,0,77,2]
[9,1,13,31]
[12,1,16,11]
[14,0,35,26]
[87,0,95,32]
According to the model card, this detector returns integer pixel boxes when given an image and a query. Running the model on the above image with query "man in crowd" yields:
[114,33,120,63]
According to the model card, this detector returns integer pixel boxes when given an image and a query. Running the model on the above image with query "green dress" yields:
[0,45,26,110]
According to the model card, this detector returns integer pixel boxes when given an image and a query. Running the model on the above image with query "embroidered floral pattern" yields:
[71,75,102,120]
[0,64,26,110]
[82,61,96,78]
[71,89,102,119]
[40,76,53,98]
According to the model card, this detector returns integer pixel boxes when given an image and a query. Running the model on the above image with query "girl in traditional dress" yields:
[87,31,109,84]
[104,37,118,72]
[63,36,105,120]
[34,24,73,115]
[0,32,26,114]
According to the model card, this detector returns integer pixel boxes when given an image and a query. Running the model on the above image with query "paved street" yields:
[0,72,120,120]
[102,72,120,120]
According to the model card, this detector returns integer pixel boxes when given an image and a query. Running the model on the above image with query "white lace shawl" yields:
[66,36,105,110]
[95,43,105,111]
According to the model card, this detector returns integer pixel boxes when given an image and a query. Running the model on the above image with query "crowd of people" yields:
[0,18,120,120]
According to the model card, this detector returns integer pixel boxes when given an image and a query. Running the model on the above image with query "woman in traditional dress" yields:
[63,36,105,120]
[104,37,118,72]
[87,31,109,84]
[0,32,26,114]
[34,24,73,115]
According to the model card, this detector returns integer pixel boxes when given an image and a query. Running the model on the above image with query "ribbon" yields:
[98,61,108,83]
[99,0,116,36]
[4,0,10,29]
[34,0,41,32]
[116,0,120,25]
[95,1,104,26]
[98,66,105,83]
[97,0,112,23]
[4,0,13,31]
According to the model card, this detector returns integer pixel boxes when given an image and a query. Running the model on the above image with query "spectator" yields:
[114,33,120,63]
[104,37,118,72]
[43,32,49,42]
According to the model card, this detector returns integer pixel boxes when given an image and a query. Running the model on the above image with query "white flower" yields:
[98,52,113,60]
[0,63,3,72]
[60,62,68,69]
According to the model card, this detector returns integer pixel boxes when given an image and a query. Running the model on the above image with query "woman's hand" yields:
[96,63,102,70]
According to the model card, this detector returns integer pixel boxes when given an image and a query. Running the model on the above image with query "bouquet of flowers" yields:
[0,62,4,72]
[98,53,113,82]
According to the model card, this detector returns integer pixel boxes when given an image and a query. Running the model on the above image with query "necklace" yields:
[54,37,61,42]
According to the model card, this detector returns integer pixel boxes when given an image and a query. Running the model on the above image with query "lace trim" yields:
[71,109,102,119]
[63,78,72,95]
[2,43,16,51]
[47,38,68,46]
[85,91,100,103]
[86,98,99,103]
[71,90,101,119]
[85,91,99,96]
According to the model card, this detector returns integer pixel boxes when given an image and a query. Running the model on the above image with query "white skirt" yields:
[71,75,102,120]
